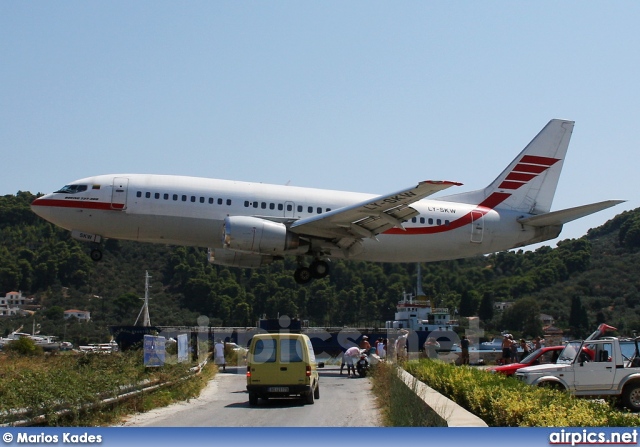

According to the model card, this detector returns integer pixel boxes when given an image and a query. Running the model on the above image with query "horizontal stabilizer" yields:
[517,200,626,227]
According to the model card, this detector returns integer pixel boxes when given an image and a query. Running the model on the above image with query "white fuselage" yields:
[31,174,557,263]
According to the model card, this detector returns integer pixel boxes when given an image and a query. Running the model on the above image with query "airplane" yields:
[31,119,624,284]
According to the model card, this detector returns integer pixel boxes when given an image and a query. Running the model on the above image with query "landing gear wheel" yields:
[310,260,329,279]
[90,249,103,262]
[294,267,312,284]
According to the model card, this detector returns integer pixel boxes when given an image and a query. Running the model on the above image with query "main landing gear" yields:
[90,243,103,262]
[294,260,329,285]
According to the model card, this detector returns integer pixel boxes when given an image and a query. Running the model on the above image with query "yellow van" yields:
[246,333,324,405]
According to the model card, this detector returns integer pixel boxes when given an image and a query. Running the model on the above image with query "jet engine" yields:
[208,248,275,268]
[222,216,302,255]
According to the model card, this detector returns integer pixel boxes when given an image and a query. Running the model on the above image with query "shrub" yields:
[404,360,639,427]
[4,337,44,356]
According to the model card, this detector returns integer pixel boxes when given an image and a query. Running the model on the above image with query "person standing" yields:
[460,335,470,365]
[501,334,512,365]
[214,339,226,372]
[424,337,440,359]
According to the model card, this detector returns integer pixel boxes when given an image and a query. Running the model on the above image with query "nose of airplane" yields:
[30,196,51,220]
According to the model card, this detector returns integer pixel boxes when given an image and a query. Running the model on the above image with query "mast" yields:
[134,271,152,327]
[416,263,425,297]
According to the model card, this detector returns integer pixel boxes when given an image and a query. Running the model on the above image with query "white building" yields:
[0,291,26,317]
[64,309,91,322]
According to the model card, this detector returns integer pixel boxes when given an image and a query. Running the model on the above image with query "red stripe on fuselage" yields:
[384,192,510,235]
[31,198,119,211]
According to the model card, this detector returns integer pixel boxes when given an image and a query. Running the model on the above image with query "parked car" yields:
[488,345,597,376]
[225,342,248,354]
[487,346,565,376]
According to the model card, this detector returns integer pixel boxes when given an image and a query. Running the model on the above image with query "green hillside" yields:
[1,191,639,345]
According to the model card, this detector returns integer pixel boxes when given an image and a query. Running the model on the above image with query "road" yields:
[120,365,382,427]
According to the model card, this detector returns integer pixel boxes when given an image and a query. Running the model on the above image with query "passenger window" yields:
[280,339,303,363]
[297,205,302,212]
[155,193,160,199]
[412,217,417,223]
[437,219,441,225]
[173,194,178,201]
[136,191,142,198]
[270,203,275,210]
[164,194,169,200]
[326,208,331,212]
[209,198,214,204]
[190,196,196,202]
[261,202,266,209]
[445,220,450,225]
[307,206,313,213]
[420,217,425,224]
[253,202,258,208]
[145,192,151,198]
[226,199,232,205]
[200,197,205,203]
[428,218,433,225]
[278,204,284,211]
[244,201,249,207]
[317,207,322,214]
[182,195,187,201]
[253,339,277,363]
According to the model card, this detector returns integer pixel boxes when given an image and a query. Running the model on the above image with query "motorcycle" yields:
[356,351,370,377]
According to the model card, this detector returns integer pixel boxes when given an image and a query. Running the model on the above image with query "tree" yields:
[569,296,590,338]
[478,291,495,322]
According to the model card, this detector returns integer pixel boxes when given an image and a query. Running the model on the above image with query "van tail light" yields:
[247,365,251,378]
[306,365,311,377]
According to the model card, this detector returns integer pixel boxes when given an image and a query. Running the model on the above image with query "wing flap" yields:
[290,180,461,239]
[517,200,626,227]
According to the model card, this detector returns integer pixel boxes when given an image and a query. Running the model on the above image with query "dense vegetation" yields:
[402,359,639,426]
[1,191,640,346]
[0,346,215,426]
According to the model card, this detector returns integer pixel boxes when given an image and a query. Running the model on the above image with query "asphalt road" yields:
[120,365,382,427]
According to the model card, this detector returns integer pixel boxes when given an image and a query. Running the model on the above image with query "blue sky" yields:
[1,2,638,246]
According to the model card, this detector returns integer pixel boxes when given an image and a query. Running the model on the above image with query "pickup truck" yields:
[515,336,640,411]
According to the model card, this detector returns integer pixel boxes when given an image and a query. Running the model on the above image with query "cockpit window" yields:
[54,185,88,194]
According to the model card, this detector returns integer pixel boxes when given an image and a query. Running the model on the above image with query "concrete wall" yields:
[396,367,488,427]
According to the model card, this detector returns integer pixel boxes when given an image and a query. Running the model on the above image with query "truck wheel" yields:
[305,389,315,404]
[622,383,640,412]
[249,392,258,406]
[314,383,320,399]
[538,381,562,391]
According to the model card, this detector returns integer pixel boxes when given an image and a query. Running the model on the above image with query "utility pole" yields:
[134,271,152,327]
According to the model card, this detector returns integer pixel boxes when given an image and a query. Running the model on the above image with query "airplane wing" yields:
[517,200,626,227]
[289,181,461,241]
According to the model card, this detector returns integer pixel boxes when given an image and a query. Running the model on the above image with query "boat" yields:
[0,331,63,351]
[480,337,505,350]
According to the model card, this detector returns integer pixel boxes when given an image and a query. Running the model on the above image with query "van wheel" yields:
[249,392,258,406]
[305,389,315,405]
[314,383,320,399]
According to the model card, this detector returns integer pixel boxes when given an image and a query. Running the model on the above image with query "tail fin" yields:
[439,119,574,214]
